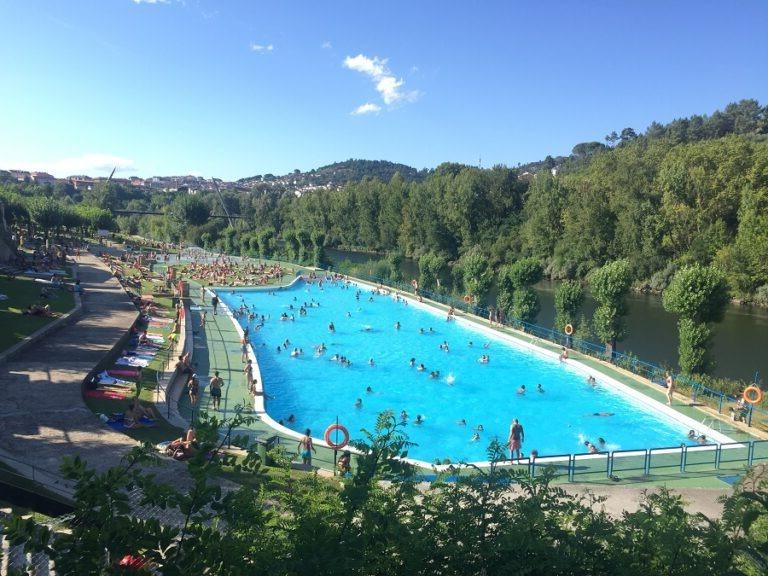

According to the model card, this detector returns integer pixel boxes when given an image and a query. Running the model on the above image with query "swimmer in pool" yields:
[409,358,416,367]
[417,363,426,372]
[287,414,296,424]
[414,414,424,425]
[400,410,408,421]
[366,386,373,394]
[369,358,375,366]
[419,328,425,335]
[355,398,363,408]
[395,321,401,330]
[587,375,597,386]
[468,341,474,347]
[517,385,526,395]
[328,322,335,332]
[474,424,484,433]
[592,412,615,417]
[458,419,466,426]
[429,371,440,379]
[470,432,480,442]
[536,384,544,393]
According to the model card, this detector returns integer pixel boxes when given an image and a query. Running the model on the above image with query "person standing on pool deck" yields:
[211,294,219,315]
[509,418,525,460]
[244,359,255,394]
[298,429,316,466]
[665,371,675,406]
[209,371,223,411]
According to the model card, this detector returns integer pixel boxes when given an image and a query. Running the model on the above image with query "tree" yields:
[256,227,276,259]
[590,259,633,358]
[311,230,326,267]
[387,250,404,282]
[418,252,447,292]
[456,246,493,303]
[170,194,210,228]
[554,280,585,333]
[26,197,63,242]
[662,264,730,373]
[497,257,542,324]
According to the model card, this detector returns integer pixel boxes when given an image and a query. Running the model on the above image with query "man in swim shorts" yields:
[209,371,223,411]
[508,418,524,460]
[211,294,219,315]
[298,429,316,466]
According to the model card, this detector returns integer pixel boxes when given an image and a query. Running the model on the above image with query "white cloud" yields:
[343,54,419,107]
[351,103,381,116]
[132,0,169,4]
[321,41,332,49]
[250,43,274,53]
[13,154,136,177]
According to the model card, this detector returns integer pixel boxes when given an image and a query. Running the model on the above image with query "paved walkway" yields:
[0,254,183,488]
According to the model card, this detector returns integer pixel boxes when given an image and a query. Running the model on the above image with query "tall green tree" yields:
[590,259,633,357]
[456,246,493,304]
[554,280,585,333]
[497,257,542,324]
[662,264,730,374]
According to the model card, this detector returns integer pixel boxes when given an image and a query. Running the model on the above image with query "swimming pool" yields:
[218,280,731,464]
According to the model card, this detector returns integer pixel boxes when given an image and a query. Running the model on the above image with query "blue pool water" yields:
[219,280,705,463]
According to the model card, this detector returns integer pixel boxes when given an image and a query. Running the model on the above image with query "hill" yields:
[237,159,427,194]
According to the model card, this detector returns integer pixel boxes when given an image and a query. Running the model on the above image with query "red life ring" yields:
[743,385,763,405]
[324,424,350,450]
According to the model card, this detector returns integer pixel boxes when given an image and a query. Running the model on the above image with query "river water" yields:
[326,249,768,382]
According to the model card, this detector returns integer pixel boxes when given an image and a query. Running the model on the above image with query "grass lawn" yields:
[0,276,75,353]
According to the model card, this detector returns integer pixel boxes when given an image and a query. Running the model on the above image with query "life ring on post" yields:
[564,324,574,336]
[463,295,471,303]
[743,386,763,405]
[324,424,350,450]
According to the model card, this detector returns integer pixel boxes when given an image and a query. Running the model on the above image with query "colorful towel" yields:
[116,356,151,367]
[107,368,141,378]
[85,389,127,400]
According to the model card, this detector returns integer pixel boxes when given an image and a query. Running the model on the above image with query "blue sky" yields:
[1,0,767,180]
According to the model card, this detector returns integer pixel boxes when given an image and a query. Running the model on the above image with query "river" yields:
[326,248,768,382]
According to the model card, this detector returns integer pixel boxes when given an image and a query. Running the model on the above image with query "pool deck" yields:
[178,274,765,502]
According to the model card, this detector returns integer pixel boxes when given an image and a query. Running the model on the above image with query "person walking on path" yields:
[201,285,206,304]
[241,337,250,363]
[200,310,207,329]
[508,418,525,460]
[211,294,219,315]
[209,371,224,411]
[298,429,316,467]
[188,373,200,407]
[244,359,256,394]
[665,372,675,406]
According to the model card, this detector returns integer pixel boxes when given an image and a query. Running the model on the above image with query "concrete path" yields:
[0,254,180,489]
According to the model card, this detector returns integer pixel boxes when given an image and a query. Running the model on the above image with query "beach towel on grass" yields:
[106,416,157,431]
[149,317,173,325]
[115,356,151,368]
[85,389,127,400]
[96,372,135,387]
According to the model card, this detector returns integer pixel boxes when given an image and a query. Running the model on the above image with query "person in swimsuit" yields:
[508,418,524,460]
[665,372,675,406]
[298,429,316,466]
[209,371,223,411]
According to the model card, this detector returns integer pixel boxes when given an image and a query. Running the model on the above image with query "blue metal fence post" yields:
[748,441,755,466]
[606,452,612,479]
[715,445,722,469]
[748,405,754,427]
[644,449,651,476]
[718,395,724,414]
[680,446,687,472]
[568,455,574,482]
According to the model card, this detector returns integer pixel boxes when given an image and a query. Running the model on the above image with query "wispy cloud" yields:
[13,154,137,177]
[132,0,169,4]
[250,43,274,53]
[343,54,419,113]
[351,103,382,116]
[321,41,332,49]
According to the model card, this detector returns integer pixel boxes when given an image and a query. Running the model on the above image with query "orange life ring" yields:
[324,424,350,450]
[564,324,574,335]
[463,295,471,303]
[743,386,763,405]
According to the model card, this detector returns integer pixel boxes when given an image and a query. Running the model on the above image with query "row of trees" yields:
[0,187,114,242]
[4,410,767,574]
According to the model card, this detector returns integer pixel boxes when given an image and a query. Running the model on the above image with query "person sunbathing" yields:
[166,428,198,459]
[23,303,53,317]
